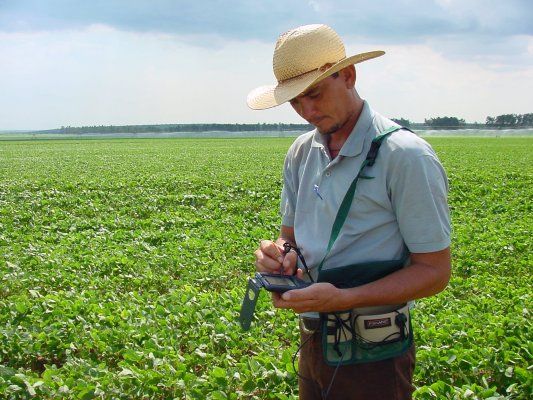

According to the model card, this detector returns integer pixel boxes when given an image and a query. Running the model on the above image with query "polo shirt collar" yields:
[310,100,374,158]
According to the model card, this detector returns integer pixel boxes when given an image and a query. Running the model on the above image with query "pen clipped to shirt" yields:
[313,184,323,200]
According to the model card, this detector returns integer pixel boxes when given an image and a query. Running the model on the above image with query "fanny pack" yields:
[318,260,413,366]
[314,127,414,365]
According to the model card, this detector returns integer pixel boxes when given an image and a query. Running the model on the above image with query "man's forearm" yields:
[276,225,296,247]
[337,248,451,310]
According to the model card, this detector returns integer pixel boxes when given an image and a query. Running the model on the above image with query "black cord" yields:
[291,327,317,385]
[290,318,345,400]
[283,242,315,282]
[323,310,409,398]
[292,310,408,399]
[352,311,407,349]
[322,313,348,399]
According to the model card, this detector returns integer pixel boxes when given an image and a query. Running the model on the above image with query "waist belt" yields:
[300,315,321,334]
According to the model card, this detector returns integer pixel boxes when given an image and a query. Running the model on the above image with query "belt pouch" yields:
[318,260,413,366]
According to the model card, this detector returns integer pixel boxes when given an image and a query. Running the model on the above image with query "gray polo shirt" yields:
[280,101,450,280]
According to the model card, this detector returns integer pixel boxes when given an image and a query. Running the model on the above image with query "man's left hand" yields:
[272,282,344,313]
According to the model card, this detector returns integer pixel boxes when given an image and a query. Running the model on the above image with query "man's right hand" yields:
[254,240,298,275]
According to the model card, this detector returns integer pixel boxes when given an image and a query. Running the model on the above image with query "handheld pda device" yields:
[256,272,311,293]
[239,272,311,330]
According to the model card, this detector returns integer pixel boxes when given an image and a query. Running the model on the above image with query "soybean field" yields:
[0,137,531,399]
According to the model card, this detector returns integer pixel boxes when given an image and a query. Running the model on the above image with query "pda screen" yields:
[264,276,296,287]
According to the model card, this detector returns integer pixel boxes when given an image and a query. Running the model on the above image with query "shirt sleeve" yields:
[388,147,451,253]
[280,149,296,227]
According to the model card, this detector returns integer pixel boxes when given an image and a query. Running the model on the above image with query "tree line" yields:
[485,113,533,127]
[39,123,314,135]
[393,113,533,129]
[34,113,532,134]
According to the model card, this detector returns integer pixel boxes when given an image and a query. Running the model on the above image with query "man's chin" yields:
[317,124,341,135]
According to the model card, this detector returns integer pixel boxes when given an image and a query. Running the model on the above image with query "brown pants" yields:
[298,329,416,400]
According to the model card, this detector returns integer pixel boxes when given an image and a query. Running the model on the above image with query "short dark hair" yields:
[331,71,339,78]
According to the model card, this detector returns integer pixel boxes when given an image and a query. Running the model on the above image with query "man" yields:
[249,24,451,399]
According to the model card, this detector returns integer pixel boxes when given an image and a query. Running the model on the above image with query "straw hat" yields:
[247,24,385,110]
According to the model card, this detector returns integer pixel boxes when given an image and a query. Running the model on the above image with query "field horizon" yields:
[1,128,533,142]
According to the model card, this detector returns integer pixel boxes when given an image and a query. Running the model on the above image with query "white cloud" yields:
[344,40,533,122]
[0,24,531,130]
[0,26,302,129]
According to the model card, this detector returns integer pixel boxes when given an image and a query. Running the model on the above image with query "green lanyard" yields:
[316,126,403,276]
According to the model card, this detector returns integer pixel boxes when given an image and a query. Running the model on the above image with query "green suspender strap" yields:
[316,125,407,284]
[315,126,414,365]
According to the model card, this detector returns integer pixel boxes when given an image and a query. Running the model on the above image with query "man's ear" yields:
[340,65,356,89]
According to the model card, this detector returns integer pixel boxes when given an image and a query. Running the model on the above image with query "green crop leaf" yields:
[122,349,143,362]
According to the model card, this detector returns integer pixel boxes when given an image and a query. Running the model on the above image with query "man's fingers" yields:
[259,240,284,263]
[254,249,281,273]
[270,292,282,302]
[282,251,298,273]
[282,285,314,301]
[273,293,317,312]
[272,286,313,307]
[255,240,301,275]
[273,283,341,313]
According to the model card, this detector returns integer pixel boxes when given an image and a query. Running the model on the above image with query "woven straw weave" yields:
[247,24,384,110]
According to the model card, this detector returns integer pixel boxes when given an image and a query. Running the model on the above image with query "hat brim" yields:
[247,50,385,110]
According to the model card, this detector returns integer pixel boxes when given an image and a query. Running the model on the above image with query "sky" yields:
[0,0,532,130]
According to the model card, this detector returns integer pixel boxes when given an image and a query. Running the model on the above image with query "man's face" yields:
[289,69,354,135]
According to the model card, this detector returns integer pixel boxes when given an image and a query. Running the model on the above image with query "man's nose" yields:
[299,99,319,122]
